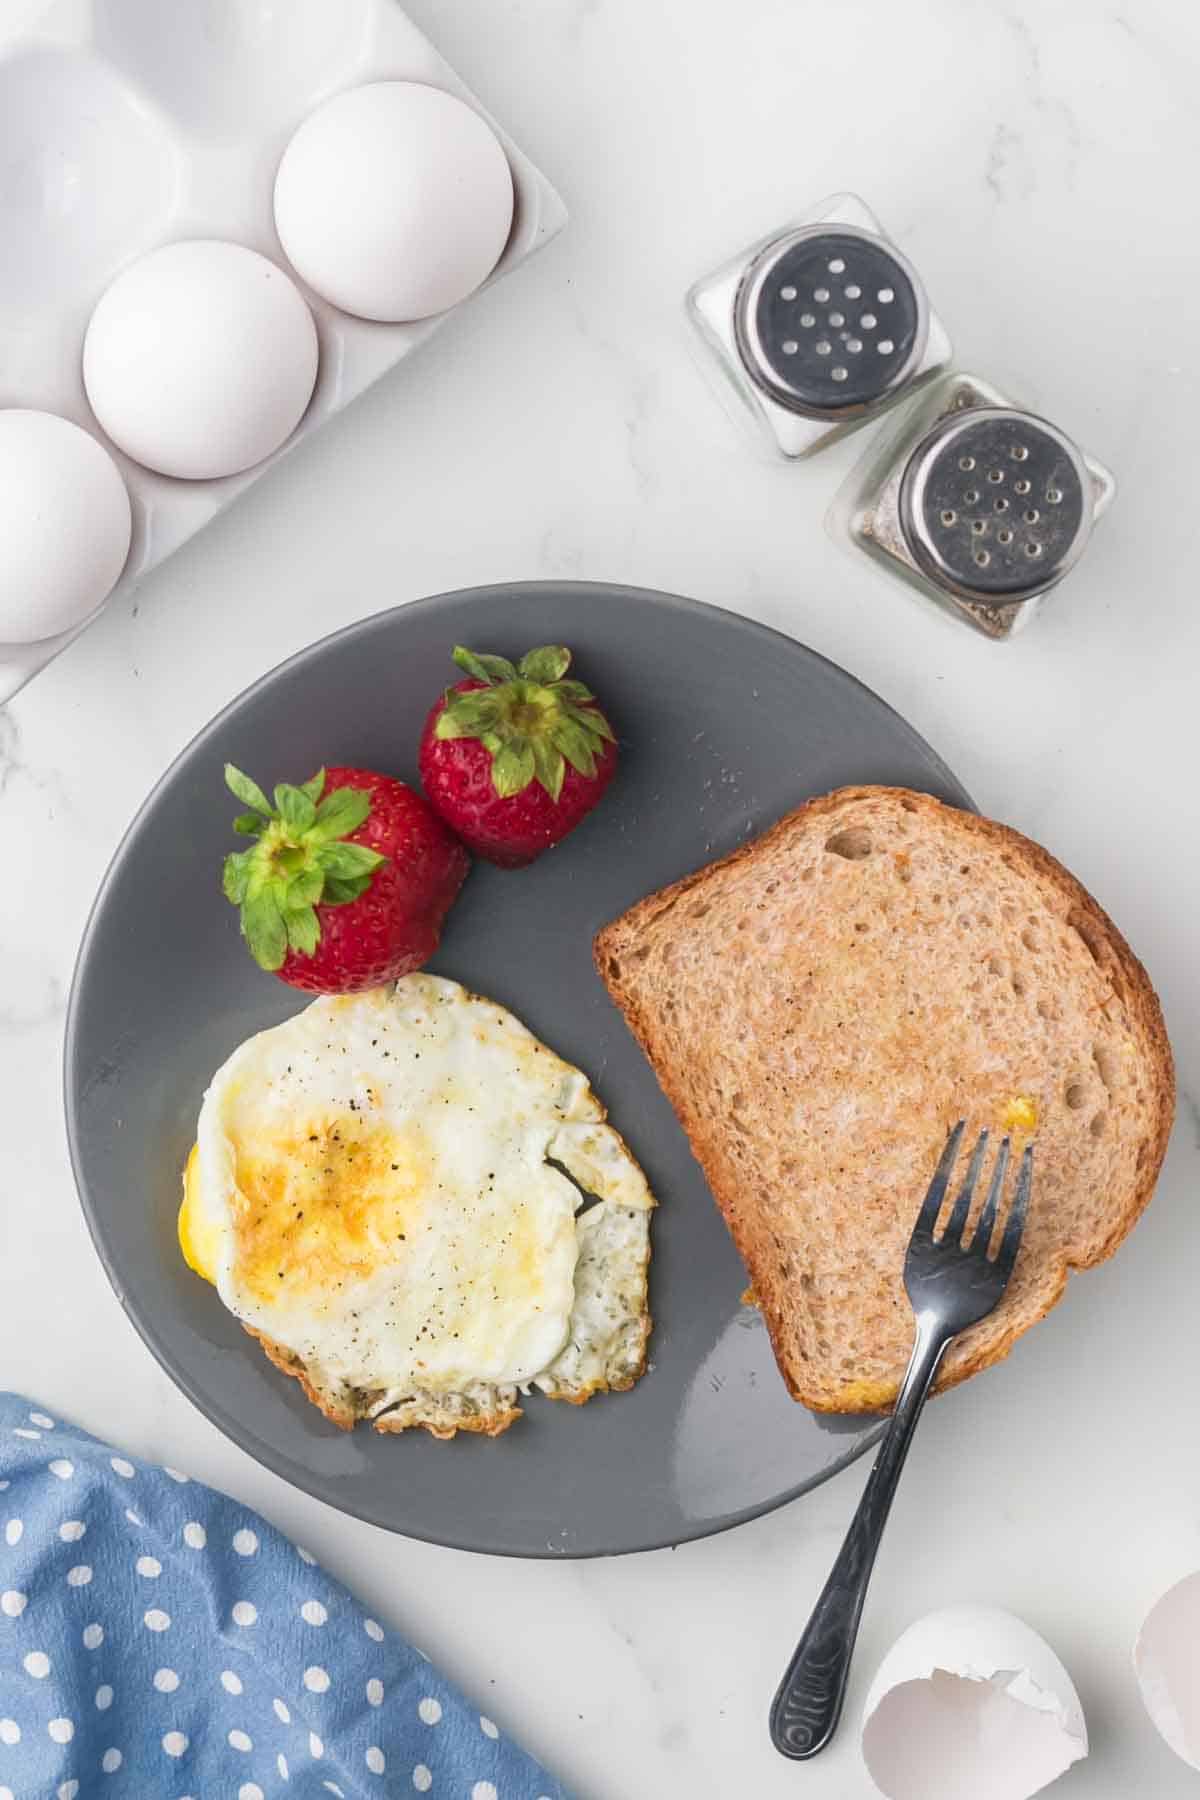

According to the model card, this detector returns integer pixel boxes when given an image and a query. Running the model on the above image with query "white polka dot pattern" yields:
[0,1397,564,1800]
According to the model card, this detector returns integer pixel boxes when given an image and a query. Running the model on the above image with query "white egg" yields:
[273,82,514,322]
[183,977,653,1419]
[0,410,131,644]
[862,1607,1087,1800]
[1135,1571,1200,1769]
[83,240,319,479]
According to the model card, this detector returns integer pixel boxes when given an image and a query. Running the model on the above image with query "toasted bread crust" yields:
[596,786,1174,1412]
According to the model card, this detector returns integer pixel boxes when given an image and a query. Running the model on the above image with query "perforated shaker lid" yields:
[898,407,1092,603]
[734,225,927,418]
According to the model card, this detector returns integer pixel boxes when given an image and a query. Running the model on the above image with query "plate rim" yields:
[64,579,971,1556]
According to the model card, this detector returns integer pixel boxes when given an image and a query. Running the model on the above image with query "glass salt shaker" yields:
[686,192,953,459]
[827,372,1116,639]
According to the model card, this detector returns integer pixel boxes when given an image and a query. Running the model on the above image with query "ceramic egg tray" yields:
[0,0,566,705]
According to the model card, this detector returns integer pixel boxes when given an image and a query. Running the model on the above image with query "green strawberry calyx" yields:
[433,645,615,802]
[221,765,385,972]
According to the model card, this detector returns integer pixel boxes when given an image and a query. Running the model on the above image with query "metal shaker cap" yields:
[898,407,1091,604]
[734,225,927,418]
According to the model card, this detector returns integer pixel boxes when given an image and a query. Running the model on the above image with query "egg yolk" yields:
[227,1116,431,1308]
[179,1145,220,1285]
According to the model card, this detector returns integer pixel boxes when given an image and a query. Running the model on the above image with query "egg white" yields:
[184,976,653,1429]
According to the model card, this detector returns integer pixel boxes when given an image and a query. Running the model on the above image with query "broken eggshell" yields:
[862,1607,1088,1800]
[1134,1571,1200,1769]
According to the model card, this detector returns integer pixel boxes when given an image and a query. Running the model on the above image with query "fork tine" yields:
[912,1120,965,1240]
[972,1135,1011,1258]
[943,1130,988,1246]
[997,1144,1034,1272]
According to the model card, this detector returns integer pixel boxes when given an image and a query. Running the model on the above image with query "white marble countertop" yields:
[3,2,1199,1794]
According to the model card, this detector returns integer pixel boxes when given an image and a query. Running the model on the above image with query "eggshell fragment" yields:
[862,1607,1087,1800]
[1134,1571,1200,1768]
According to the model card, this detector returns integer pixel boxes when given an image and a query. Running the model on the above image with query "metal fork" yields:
[769,1121,1034,1761]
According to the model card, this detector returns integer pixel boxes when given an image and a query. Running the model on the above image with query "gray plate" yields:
[65,581,970,1557]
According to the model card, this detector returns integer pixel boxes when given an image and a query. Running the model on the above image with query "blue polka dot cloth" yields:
[0,1395,568,1799]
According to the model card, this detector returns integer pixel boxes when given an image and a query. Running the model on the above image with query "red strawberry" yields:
[221,763,468,993]
[418,645,617,867]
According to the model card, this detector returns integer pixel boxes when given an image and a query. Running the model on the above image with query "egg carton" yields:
[0,0,566,705]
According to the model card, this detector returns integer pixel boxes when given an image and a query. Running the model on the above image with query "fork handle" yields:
[769,1316,950,1760]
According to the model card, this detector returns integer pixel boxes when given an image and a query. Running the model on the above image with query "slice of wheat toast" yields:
[595,786,1174,1412]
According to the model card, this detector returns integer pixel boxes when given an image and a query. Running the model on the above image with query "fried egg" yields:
[180,976,654,1437]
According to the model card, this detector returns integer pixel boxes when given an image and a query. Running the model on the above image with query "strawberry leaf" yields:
[225,764,274,817]
[574,704,616,743]
[300,769,326,804]
[519,645,571,683]
[275,784,317,833]
[556,719,600,777]
[222,850,253,903]
[531,736,565,802]
[284,904,320,957]
[232,812,264,836]
[241,888,287,972]
[286,866,324,909]
[322,873,374,906]
[317,841,385,880]
[492,741,536,798]
[452,646,518,686]
[311,787,371,842]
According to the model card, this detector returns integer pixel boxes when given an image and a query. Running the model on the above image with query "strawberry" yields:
[221,763,468,993]
[418,645,618,867]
